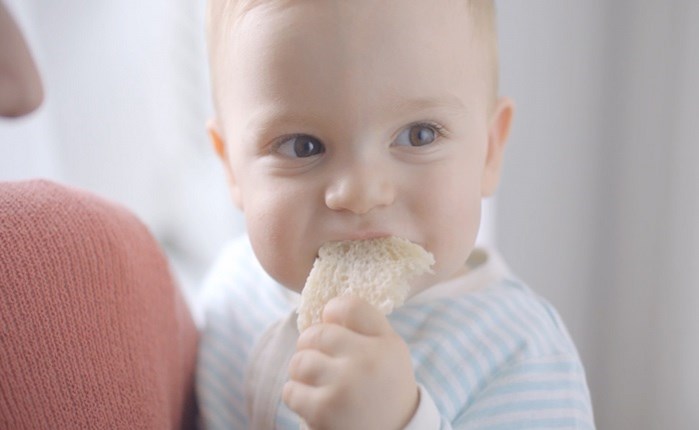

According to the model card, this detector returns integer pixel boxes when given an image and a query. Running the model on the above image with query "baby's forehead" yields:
[207,0,497,115]
[211,0,476,31]
[210,0,291,25]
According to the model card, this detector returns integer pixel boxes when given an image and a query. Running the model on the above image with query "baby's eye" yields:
[393,123,441,147]
[275,134,325,158]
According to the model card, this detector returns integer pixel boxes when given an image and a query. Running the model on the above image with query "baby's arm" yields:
[452,356,594,429]
[283,296,419,430]
[283,294,594,429]
[402,357,594,430]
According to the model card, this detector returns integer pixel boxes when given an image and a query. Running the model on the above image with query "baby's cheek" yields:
[245,208,310,293]
[433,199,480,274]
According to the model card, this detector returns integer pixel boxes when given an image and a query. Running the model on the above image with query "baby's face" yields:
[213,0,511,293]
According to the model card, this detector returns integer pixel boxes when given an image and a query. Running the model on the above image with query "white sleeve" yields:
[403,384,452,430]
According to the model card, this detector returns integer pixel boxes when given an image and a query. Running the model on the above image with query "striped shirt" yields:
[196,236,594,429]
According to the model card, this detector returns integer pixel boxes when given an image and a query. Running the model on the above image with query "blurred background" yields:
[1,0,697,428]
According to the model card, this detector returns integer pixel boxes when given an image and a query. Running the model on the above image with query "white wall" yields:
[498,1,699,428]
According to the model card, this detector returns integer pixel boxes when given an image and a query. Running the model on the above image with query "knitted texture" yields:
[0,180,198,429]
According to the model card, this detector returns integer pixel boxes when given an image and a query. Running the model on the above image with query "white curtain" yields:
[497,1,699,428]
[0,0,244,298]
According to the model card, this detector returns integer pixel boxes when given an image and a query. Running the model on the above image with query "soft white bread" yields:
[296,237,435,332]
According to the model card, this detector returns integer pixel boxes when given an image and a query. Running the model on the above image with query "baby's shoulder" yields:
[395,279,578,360]
[392,280,585,418]
[196,235,295,331]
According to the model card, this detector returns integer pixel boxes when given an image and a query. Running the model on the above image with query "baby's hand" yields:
[283,296,418,430]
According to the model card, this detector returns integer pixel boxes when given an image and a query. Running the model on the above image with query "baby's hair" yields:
[206,0,498,114]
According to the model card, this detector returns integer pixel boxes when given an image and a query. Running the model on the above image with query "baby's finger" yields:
[282,381,329,427]
[297,322,353,356]
[322,295,392,336]
[288,349,334,387]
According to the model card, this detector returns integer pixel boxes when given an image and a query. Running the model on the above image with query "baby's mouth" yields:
[298,236,435,332]
[316,234,395,256]
[342,231,393,241]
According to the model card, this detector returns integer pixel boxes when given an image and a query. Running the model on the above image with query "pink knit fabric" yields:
[0,180,198,429]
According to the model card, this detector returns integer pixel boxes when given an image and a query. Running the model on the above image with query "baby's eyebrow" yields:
[244,106,322,136]
[235,0,297,21]
[243,95,466,136]
[388,95,466,117]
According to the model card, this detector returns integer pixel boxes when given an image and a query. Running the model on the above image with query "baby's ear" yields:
[481,97,514,197]
[207,119,243,210]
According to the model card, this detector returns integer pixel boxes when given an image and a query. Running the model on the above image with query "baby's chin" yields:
[263,264,314,294]
[406,270,445,297]
[252,248,318,294]
[411,258,473,293]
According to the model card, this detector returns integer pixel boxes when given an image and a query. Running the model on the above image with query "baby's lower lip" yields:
[342,232,392,241]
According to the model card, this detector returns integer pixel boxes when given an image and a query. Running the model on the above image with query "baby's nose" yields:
[324,162,395,214]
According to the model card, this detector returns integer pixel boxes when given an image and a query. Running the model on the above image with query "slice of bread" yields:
[296,237,435,332]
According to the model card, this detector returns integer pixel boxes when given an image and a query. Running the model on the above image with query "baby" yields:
[197,0,595,429]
